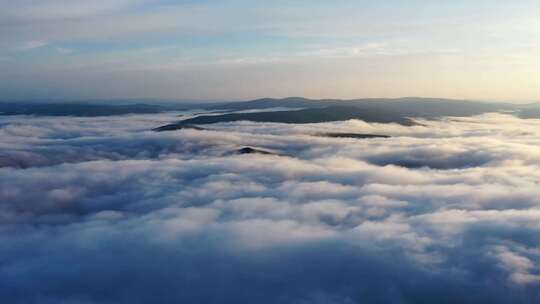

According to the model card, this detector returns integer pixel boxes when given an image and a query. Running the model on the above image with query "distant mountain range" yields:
[174,97,529,126]
[210,96,519,113]
[180,97,517,125]
[1,97,538,121]
[0,102,171,116]
[181,106,417,126]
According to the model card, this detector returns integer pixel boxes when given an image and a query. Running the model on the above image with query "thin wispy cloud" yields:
[16,40,48,51]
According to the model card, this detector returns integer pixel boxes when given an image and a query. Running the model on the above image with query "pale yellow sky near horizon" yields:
[0,0,539,101]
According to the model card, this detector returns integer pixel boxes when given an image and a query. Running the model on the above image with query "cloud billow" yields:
[1,112,540,303]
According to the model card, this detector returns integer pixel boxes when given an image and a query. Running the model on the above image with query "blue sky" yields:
[0,0,539,101]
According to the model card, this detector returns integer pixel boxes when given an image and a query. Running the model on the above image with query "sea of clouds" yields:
[1,111,540,303]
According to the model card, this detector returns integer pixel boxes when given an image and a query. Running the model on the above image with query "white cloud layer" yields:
[1,111,540,303]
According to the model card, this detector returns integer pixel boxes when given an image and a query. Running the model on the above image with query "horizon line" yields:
[1,96,538,104]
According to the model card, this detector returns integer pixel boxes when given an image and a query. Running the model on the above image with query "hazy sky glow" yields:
[1,0,539,101]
